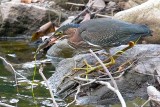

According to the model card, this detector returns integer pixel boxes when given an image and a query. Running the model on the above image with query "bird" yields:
[52,18,152,49]
[44,18,152,75]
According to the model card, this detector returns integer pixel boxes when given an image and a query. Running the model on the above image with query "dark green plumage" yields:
[53,18,152,48]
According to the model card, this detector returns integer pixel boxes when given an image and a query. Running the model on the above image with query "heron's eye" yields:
[55,31,63,36]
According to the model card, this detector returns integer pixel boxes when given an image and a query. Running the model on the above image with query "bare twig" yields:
[74,77,126,107]
[70,1,95,23]
[98,71,125,81]
[66,78,96,107]
[89,49,126,107]
[0,56,18,87]
[96,81,126,107]
[141,98,150,107]
[66,85,81,107]
[0,103,15,107]
[95,14,113,18]
[0,56,28,80]
[66,2,85,6]
[89,49,118,89]
[39,64,58,107]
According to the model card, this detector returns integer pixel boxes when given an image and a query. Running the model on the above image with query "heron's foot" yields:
[104,56,116,67]
[73,60,96,78]
[73,56,116,78]
[96,52,116,66]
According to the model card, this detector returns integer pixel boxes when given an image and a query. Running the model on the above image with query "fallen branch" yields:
[39,64,58,107]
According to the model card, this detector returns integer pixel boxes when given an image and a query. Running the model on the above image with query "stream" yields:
[0,39,64,107]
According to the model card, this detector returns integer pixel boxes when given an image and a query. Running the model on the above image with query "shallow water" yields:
[0,40,64,107]
[0,39,150,107]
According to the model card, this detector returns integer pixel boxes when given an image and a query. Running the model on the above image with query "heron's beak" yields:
[47,35,67,46]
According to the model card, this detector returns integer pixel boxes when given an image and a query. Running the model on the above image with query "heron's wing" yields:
[80,30,113,47]
[118,24,151,36]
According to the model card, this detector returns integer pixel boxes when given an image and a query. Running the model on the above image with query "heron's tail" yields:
[136,24,152,37]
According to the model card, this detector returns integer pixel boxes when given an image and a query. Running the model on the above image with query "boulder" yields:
[0,2,67,37]
[48,44,160,106]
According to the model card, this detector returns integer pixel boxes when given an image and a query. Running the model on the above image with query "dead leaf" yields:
[31,21,56,42]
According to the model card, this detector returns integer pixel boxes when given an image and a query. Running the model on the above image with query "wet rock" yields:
[48,49,107,91]
[47,39,76,58]
[0,2,67,37]
[48,44,160,105]
[114,0,160,44]
[46,39,76,67]
[46,39,100,67]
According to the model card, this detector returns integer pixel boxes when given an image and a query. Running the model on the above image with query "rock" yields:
[118,0,147,10]
[47,39,76,58]
[125,0,147,9]
[46,39,76,67]
[46,39,100,66]
[114,0,160,44]
[48,49,107,92]
[0,2,67,37]
[147,86,160,106]
[48,44,160,105]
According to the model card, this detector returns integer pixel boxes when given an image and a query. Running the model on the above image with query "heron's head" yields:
[53,27,66,39]
[53,23,80,40]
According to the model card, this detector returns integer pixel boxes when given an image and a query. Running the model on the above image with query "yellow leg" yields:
[73,41,135,77]
[73,59,96,78]
[109,41,135,62]
[73,56,115,78]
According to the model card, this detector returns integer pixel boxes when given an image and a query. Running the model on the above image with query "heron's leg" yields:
[73,59,97,78]
[73,41,135,77]
[114,41,135,58]
[102,41,135,64]
[73,56,116,78]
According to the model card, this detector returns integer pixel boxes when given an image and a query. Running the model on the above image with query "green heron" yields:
[47,18,152,74]
[52,18,151,48]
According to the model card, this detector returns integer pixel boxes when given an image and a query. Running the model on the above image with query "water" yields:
[0,40,63,107]
[0,40,150,107]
